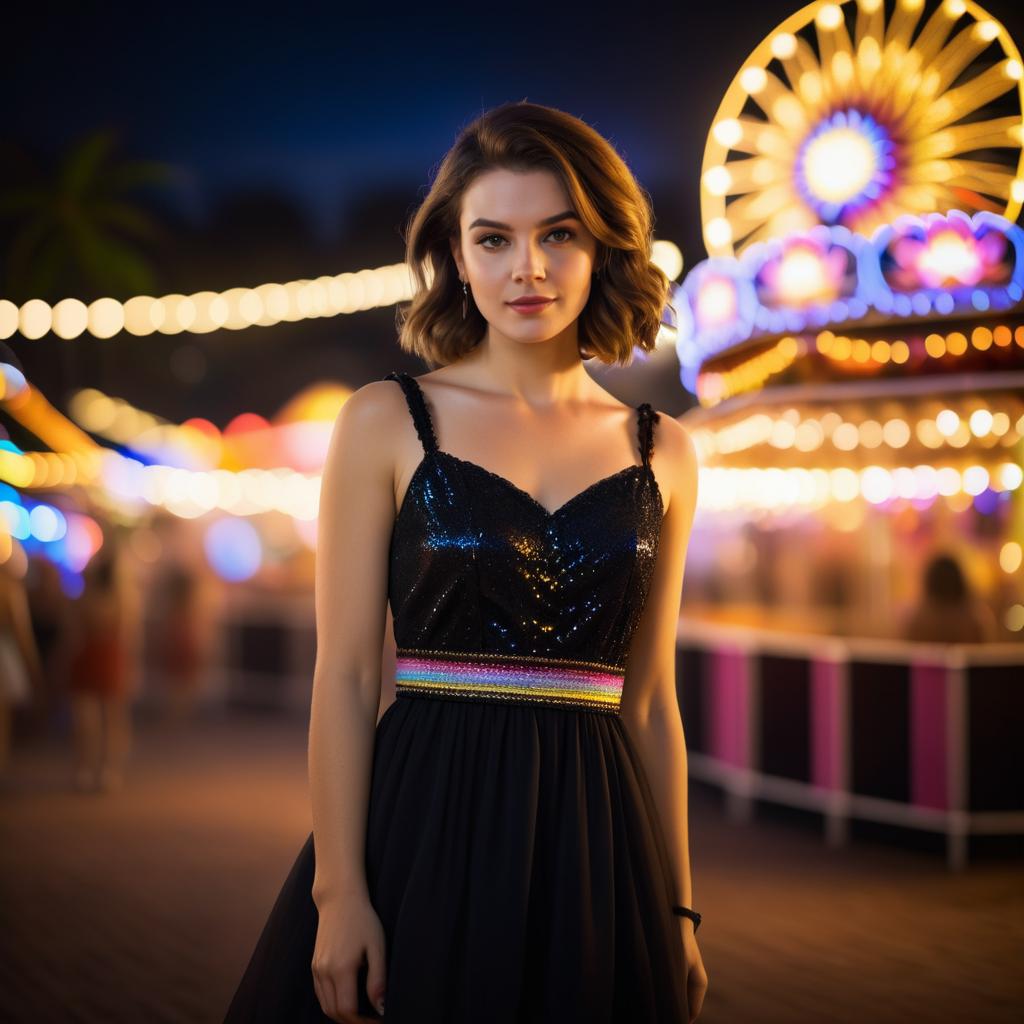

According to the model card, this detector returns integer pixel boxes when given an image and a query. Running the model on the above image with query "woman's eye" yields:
[477,228,574,249]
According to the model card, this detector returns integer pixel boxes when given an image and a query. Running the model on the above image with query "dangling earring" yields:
[461,278,468,319]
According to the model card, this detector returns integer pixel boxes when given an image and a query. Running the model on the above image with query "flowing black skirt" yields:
[223,695,690,1023]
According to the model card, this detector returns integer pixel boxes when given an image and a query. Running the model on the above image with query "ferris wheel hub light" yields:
[803,127,879,203]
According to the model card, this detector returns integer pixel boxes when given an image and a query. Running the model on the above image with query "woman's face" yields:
[450,167,598,349]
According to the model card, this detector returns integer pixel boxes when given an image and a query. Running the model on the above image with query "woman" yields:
[225,101,707,1023]
[68,531,139,793]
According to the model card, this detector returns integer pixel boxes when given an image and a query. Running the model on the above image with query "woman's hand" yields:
[311,895,388,1022]
[682,923,708,1022]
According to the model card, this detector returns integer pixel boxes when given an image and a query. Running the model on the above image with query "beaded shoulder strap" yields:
[636,402,660,469]
[384,371,438,455]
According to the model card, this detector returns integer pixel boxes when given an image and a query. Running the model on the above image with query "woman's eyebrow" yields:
[468,210,579,230]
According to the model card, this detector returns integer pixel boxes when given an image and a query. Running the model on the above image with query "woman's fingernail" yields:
[377,999,385,1014]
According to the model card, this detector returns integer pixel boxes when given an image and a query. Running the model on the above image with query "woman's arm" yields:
[308,381,404,908]
[619,415,700,917]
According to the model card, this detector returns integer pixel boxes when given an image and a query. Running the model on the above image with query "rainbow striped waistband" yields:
[394,647,625,714]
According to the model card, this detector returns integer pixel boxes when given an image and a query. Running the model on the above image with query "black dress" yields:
[224,371,689,1023]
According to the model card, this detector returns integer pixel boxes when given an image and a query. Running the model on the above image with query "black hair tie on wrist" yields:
[671,905,702,931]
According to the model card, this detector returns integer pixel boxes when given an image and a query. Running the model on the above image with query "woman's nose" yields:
[512,243,546,279]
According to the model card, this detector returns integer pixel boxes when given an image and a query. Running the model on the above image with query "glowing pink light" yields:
[757,238,849,307]
[63,513,104,573]
[695,276,739,328]
[886,216,1009,291]
[913,229,983,287]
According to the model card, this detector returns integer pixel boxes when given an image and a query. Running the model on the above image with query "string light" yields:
[685,397,1024,458]
[697,323,1024,405]
[0,240,685,343]
[696,459,1021,513]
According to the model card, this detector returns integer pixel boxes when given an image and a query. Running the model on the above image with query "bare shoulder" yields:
[651,409,696,463]
[337,376,409,425]
[650,410,699,520]
[323,378,411,480]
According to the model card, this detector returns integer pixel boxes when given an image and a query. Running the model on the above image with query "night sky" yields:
[6,0,1024,419]
[9,0,797,248]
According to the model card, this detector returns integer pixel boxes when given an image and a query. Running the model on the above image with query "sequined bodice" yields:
[385,371,663,671]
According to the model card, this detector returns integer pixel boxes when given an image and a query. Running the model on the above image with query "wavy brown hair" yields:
[396,101,672,367]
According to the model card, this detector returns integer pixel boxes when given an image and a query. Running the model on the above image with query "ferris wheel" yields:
[700,0,1024,258]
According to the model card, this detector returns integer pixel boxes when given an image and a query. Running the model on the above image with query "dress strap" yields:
[636,403,660,468]
[385,371,438,455]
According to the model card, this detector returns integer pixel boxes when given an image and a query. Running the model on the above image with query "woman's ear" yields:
[449,235,464,279]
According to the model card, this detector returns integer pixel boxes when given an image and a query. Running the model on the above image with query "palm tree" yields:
[0,129,178,303]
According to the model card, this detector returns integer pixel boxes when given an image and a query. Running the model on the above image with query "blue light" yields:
[973,489,999,516]
[0,501,30,540]
[204,518,263,583]
[911,292,932,315]
[28,504,67,543]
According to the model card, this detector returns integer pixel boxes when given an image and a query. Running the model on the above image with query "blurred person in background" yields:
[25,553,74,732]
[0,559,45,781]
[67,530,141,793]
[903,550,1000,644]
[153,562,208,727]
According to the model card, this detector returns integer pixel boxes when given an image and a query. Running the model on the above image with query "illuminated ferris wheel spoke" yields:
[925,116,1022,157]
[921,66,1021,133]
[748,71,809,139]
[794,69,825,110]
[929,30,991,90]
[852,1,883,44]
[884,0,925,51]
[814,6,854,72]
[937,163,1015,202]
[910,21,959,71]
[724,185,796,238]
[772,37,819,87]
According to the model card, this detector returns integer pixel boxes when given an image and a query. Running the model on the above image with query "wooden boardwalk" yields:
[1,712,1021,1023]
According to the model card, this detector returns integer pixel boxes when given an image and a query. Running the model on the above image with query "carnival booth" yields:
[670,0,1024,868]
